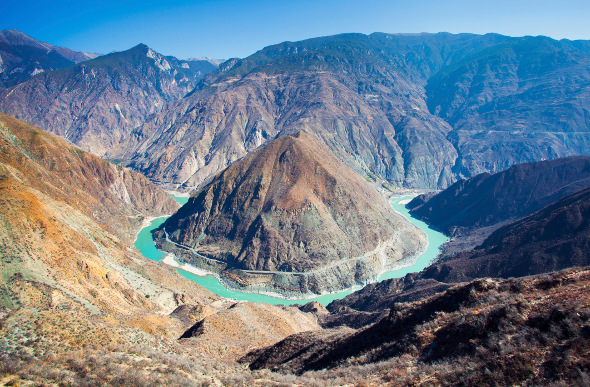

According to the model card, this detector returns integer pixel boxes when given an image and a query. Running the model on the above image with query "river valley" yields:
[134,195,448,305]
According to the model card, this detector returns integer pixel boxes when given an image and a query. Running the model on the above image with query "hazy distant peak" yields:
[0,29,100,87]
[186,57,225,66]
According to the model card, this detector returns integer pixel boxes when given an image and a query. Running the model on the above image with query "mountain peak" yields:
[0,29,51,49]
[126,43,151,54]
[157,131,426,296]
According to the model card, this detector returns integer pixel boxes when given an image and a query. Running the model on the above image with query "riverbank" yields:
[134,195,448,305]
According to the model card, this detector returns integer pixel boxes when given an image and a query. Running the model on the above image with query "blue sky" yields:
[1,0,589,60]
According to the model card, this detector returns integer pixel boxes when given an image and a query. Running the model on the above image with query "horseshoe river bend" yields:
[134,195,448,306]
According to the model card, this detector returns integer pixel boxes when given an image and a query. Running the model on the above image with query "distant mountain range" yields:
[1,31,589,192]
[0,29,98,88]
[0,37,218,157]
[124,32,590,192]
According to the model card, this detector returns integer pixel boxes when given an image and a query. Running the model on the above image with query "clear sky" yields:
[1,0,589,60]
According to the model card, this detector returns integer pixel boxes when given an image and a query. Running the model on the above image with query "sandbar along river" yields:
[134,195,448,305]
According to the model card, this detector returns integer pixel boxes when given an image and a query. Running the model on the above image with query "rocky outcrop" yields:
[0,43,217,157]
[156,131,427,296]
[0,29,98,89]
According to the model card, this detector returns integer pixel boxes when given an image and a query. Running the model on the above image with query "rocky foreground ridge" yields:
[243,267,590,386]
[156,131,426,296]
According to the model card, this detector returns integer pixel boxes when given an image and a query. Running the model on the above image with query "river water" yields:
[134,195,448,305]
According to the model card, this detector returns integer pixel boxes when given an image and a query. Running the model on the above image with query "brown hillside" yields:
[0,113,325,386]
[159,131,426,295]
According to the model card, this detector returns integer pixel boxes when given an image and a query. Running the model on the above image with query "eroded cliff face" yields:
[0,112,187,313]
[0,112,180,242]
[426,37,590,176]
[124,33,590,193]
[125,33,482,192]
[156,131,426,296]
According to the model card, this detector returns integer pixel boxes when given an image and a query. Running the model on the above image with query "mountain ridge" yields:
[408,156,590,255]
[123,32,590,192]
[0,41,218,157]
[0,29,98,88]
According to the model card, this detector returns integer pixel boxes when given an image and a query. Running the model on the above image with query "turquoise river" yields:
[134,195,448,305]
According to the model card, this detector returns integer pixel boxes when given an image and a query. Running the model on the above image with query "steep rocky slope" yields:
[126,33,511,192]
[3,33,588,193]
[0,29,97,89]
[422,186,590,283]
[408,156,590,253]
[124,33,590,193]
[427,36,590,176]
[0,44,217,157]
[0,113,324,385]
[409,157,590,235]
[156,131,426,296]
[327,184,590,327]
[0,112,185,312]
[243,268,590,386]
